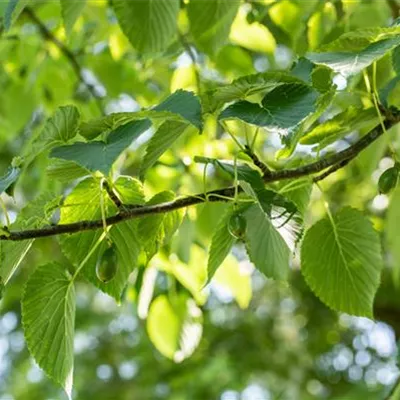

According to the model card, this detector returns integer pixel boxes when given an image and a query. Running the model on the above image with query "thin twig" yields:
[23,6,105,115]
[1,114,398,242]
[244,145,272,178]
[103,181,123,209]
[313,158,352,182]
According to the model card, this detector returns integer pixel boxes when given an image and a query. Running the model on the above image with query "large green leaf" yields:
[219,83,319,134]
[147,294,203,361]
[307,27,400,75]
[203,72,305,114]
[112,0,180,53]
[22,263,75,398]
[79,90,202,140]
[51,91,202,174]
[51,119,151,174]
[301,207,383,317]
[207,205,235,281]
[187,0,240,54]
[300,107,379,149]
[244,204,291,280]
[60,0,86,35]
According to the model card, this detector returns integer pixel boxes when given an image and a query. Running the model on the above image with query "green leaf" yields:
[311,65,333,93]
[219,83,319,133]
[4,0,29,30]
[60,0,86,35]
[153,90,202,130]
[203,72,306,114]
[194,156,264,189]
[276,87,336,159]
[392,45,400,74]
[141,121,189,176]
[380,75,400,107]
[22,263,75,398]
[386,188,400,283]
[25,105,80,162]
[46,159,90,183]
[0,192,54,284]
[113,176,146,206]
[58,177,143,301]
[0,167,20,195]
[138,191,182,259]
[112,0,180,53]
[277,178,313,216]
[51,120,151,174]
[301,207,383,317]
[244,204,291,280]
[147,294,203,361]
[207,206,235,281]
[300,107,379,149]
[79,90,202,140]
[307,27,400,75]
[213,255,252,309]
[187,0,240,54]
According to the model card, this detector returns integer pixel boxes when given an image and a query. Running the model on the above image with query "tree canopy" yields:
[1,1,400,399]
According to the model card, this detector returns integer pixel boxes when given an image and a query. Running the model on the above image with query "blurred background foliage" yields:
[1,0,400,399]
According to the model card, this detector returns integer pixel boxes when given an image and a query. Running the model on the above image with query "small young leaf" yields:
[301,207,383,317]
[307,27,400,75]
[22,263,75,398]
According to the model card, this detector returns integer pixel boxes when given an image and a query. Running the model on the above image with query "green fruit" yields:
[378,166,399,194]
[228,213,247,239]
[96,245,118,283]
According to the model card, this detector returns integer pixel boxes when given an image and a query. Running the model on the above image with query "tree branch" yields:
[1,114,398,242]
[23,7,105,115]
